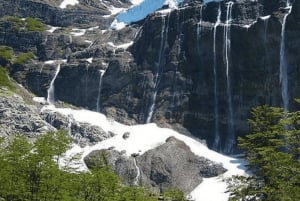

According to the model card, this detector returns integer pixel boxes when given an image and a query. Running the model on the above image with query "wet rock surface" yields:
[1,0,299,153]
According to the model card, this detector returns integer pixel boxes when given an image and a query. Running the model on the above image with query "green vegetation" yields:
[14,52,34,65]
[1,16,45,32]
[25,17,45,32]
[227,105,300,201]
[0,130,183,201]
[0,45,35,66]
[2,16,23,32]
[163,188,185,201]
[0,66,14,90]
[0,46,13,61]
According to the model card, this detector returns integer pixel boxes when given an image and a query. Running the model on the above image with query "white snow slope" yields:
[111,0,184,29]
[38,103,247,201]
[111,0,222,29]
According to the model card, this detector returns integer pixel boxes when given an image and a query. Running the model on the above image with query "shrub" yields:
[14,52,34,65]
[2,16,24,31]
[25,17,45,32]
[1,16,45,32]
[0,66,14,90]
[0,46,13,61]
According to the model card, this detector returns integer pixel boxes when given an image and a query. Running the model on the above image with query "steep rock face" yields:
[2,0,300,153]
[100,0,300,152]
[0,0,110,28]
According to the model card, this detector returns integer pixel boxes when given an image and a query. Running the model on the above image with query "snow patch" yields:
[59,0,79,9]
[47,26,60,33]
[242,20,257,29]
[86,57,93,64]
[44,60,56,64]
[70,28,86,36]
[260,15,271,20]
[84,40,92,44]
[40,104,247,201]
[107,41,134,49]
[111,0,184,30]
[130,0,144,5]
[110,19,127,30]
[110,6,126,15]
[33,97,47,104]
[87,26,99,31]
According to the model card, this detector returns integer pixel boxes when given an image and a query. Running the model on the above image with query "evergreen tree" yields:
[227,105,300,201]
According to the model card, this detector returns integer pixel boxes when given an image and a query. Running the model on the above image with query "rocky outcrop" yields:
[41,109,114,147]
[0,0,110,28]
[136,136,226,193]
[84,137,226,194]
[0,86,54,140]
[84,149,138,185]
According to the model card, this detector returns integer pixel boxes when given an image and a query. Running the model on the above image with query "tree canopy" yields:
[227,105,300,201]
[0,130,185,201]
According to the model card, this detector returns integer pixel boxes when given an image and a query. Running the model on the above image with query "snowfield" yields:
[59,0,79,9]
[36,103,247,201]
[111,0,223,29]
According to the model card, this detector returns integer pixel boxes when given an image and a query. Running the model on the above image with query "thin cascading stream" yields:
[133,157,140,186]
[223,1,234,153]
[96,69,106,112]
[196,5,203,42]
[213,4,222,149]
[47,63,61,105]
[279,1,292,111]
[146,14,169,123]
[170,10,182,122]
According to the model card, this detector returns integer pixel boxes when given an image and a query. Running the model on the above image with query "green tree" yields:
[163,188,185,201]
[0,135,32,201]
[227,105,300,201]
[0,131,181,201]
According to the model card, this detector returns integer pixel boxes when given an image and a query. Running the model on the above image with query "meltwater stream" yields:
[96,69,106,112]
[47,64,61,105]
[197,5,203,42]
[213,4,222,149]
[133,157,141,186]
[223,2,234,153]
[279,0,292,111]
[146,14,169,123]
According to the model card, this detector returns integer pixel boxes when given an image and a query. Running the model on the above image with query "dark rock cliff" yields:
[0,0,110,28]
[2,0,300,153]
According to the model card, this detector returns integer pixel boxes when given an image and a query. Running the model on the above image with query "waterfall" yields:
[196,5,203,41]
[170,10,182,122]
[133,157,140,186]
[213,4,222,149]
[47,64,61,105]
[146,14,169,123]
[68,117,73,136]
[279,1,292,111]
[96,69,106,112]
[260,16,271,42]
[223,1,234,153]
